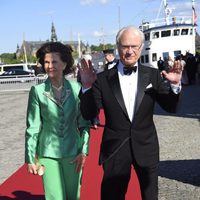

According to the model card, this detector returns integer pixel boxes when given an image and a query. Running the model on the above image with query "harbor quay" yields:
[0,84,200,199]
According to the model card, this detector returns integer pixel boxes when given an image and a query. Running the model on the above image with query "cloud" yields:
[93,30,116,38]
[168,1,194,16]
[80,0,110,5]
[46,10,56,16]
[93,31,105,37]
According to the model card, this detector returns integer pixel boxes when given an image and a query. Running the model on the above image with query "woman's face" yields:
[44,52,66,80]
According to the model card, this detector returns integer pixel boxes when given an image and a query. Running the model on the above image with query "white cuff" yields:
[170,83,182,94]
[82,87,91,94]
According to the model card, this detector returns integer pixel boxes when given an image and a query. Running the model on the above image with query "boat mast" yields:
[163,0,171,25]
[156,0,163,20]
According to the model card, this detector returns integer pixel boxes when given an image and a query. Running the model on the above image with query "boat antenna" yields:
[118,5,121,30]
[156,0,163,20]
[163,0,171,25]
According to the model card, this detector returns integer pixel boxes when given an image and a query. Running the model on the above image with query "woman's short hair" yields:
[36,42,74,75]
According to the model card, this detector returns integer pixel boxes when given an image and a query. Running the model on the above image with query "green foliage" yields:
[72,51,79,60]
[0,53,37,64]
[90,43,116,52]
[0,53,19,64]
[196,49,200,54]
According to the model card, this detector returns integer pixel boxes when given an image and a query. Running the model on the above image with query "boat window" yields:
[174,50,181,58]
[152,32,159,39]
[140,56,144,64]
[161,30,171,37]
[0,66,3,74]
[145,33,150,41]
[163,52,169,61]
[173,29,180,36]
[190,28,193,35]
[152,53,157,61]
[145,55,149,63]
[181,29,188,35]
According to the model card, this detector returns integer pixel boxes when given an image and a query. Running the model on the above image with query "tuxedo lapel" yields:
[134,65,150,114]
[107,66,129,120]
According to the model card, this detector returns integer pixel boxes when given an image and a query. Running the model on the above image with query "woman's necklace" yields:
[52,84,63,91]
[52,81,65,104]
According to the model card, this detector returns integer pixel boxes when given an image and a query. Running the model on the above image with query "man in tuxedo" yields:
[78,26,182,200]
[103,48,118,70]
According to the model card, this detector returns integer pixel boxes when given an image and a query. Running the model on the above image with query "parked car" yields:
[0,69,34,77]
[0,63,36,75]
[0,69,35,83]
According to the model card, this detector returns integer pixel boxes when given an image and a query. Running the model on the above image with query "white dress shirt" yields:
[117,61,138,121]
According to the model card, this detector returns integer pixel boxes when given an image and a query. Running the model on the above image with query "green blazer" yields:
[25,78,90,164]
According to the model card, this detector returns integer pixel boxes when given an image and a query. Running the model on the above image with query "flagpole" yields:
[192,0,196,26]
[78,33,81,59]
[23,33,28,64]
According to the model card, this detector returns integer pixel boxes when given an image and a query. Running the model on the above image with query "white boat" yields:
[139,0,197,68]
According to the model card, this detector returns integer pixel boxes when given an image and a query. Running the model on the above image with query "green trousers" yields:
[38,156,82,200]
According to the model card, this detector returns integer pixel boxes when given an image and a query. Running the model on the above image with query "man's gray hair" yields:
[116,26,144,45]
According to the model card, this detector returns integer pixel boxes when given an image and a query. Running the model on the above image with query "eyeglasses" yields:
[119,44,142,51]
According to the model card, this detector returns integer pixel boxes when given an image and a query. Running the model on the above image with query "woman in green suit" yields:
[25,42,90,200]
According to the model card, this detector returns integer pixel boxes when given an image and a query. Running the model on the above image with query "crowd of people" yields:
[157,52,200,85]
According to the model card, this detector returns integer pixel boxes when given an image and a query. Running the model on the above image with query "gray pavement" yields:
[0,84,200,199]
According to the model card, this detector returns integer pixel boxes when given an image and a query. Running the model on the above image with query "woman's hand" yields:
[27,163,38,175]
[161,60,183,85]
[77,59,96,89]
[70,153,87,173]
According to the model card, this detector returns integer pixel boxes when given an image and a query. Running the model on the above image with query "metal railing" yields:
[0,76,47,92]
[0,73,77,93]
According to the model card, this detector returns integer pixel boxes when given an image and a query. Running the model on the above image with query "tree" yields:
[90,43,116,52]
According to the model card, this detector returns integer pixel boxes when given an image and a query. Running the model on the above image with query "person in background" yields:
[157,56,165,72]
[25,42,90,200]
[176,54,188,85]
[103,48,118,70]
[185,52,197,85]
[78,26,182,200]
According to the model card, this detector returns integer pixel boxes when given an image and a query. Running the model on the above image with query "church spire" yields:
[51,21,58,42]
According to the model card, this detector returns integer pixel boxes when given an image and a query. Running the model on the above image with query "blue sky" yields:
[0,0,199,54]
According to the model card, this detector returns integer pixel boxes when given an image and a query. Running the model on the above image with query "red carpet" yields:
[0,111,141,200]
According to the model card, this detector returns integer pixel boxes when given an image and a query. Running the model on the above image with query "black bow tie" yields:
[123,66,137,75]
[107,61,114,65]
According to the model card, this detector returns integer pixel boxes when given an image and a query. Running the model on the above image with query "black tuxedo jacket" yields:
[80,64,180,167]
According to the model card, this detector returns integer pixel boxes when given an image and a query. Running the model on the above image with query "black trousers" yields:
[101,141,159,200]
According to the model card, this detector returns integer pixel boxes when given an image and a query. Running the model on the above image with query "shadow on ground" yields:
[154,85,200,122]
[159,159,200,186]
[0,191,44,200]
